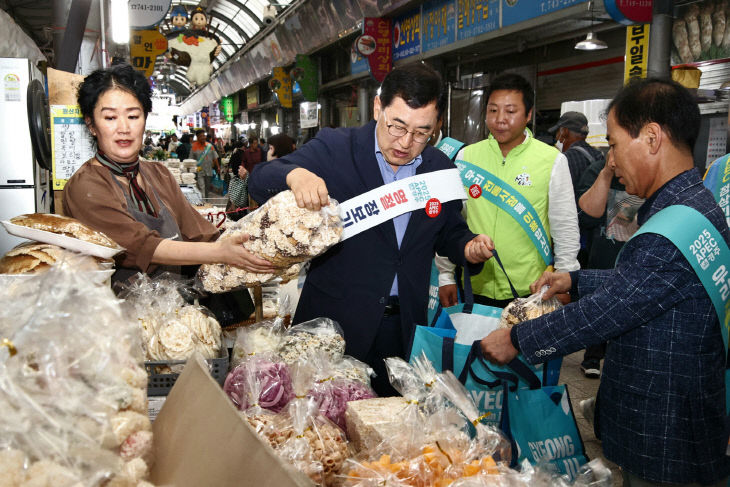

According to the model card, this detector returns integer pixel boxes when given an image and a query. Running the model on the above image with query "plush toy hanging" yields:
[165,6,222,87]
[170,5,189,32]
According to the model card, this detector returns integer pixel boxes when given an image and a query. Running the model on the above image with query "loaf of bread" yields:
[0,242,112,274]
[10,213,118,248]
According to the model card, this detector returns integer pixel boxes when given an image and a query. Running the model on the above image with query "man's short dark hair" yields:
[486,73,534,115]
[77,64,152,122]
[195,129,206,136]
[608,77,700,152]
[379,62,447,119]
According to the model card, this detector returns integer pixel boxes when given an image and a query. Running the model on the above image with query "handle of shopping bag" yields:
[460,248,519,315]
[490,249,519,299]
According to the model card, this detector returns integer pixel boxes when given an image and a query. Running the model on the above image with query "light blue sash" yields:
[628,205,730,413]
[435,136,553,265]
[435,137,465,161]
[455,159,553,266]
[704,154,730,230]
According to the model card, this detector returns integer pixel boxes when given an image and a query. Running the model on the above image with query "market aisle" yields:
[560,352,621,486]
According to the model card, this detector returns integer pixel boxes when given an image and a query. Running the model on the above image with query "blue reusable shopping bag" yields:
[411,250,562,426]
[500,381,588,480]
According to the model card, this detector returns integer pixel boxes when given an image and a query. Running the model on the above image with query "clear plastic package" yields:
[498,285,563,329]
[0,264,153,486]
[278,317,346,365]
[198,190,342,291]
[118,273,223,369]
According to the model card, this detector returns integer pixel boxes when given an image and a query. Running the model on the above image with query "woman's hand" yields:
[218,233,276,273]
[238,165,248,178]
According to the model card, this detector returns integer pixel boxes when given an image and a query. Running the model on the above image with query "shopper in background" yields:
[142,137,156,158]
[63,64,275,285]
[437,73,580,308]
[168,133,180,156]
[480,78,730,486]
[242,135,266,174]
[226,140,248,221]
[249,63,495,396]
[572,134,644,379]
[548,111,601,192]
[191,128,220,199]
[176,133,192,160]
[266,133,296,161]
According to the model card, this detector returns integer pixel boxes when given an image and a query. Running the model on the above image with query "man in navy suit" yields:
[249,64,494,396]
[481,79,730,485]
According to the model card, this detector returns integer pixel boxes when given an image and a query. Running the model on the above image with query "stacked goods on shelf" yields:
[0,265,154,486]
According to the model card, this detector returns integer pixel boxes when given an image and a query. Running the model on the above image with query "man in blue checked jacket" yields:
[482,78,730,485]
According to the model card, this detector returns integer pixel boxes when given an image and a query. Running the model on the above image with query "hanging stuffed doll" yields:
[166,6,222,86]
[169,5,189,32]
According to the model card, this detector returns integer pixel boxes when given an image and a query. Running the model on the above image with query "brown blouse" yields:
[63,159,219,273]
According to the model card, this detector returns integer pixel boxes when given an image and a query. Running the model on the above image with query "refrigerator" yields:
[0,57,52,255]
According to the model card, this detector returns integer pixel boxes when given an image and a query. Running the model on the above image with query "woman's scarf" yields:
[96,151,158,217]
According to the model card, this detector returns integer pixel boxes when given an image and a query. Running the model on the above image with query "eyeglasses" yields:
[382,112,432,144]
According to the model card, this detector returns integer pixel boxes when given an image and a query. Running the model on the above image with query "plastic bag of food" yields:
[276,360,350,486]
[434,370,511,466]
[278,317,346,364]
[307,352,376,432]
[118,273,223,368]
[498,285,563,329]
[0,263,153,486]
[331,355,375,387]
[198,190,342,291]
[230,317,286,367]
[223,354,294,413]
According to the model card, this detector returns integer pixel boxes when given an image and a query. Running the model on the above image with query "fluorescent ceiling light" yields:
[110,0,130,44]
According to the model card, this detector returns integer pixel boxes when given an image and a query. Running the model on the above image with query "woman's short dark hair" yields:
[77,64,152,122]
[180,133,191,144]
[486,73,535,115]
[379,62,447,119]
[268,133,296,158]
[195,129,206,137]
[608,77,700,152]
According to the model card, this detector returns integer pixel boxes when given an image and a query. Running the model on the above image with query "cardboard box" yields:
[150,353,313,486]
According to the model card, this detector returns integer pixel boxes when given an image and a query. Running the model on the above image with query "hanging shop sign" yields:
[221,96,234,123]
[361,17,392,83]
[393,8,421,61]
[456,0,499,41]
[292,54,318,102]
[502,0,587,28]
[300,101,319,129]
[130,29,168,78]
[269,67,293,109]
[604,0,652,25]
[129,0,171,28]
[246,86,259,109]
[422,0,456,52]
[624,24,650,83]
[350,42,369,75]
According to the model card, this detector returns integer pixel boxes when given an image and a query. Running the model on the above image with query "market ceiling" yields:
[156,0,295,97]
[0,0,294,98]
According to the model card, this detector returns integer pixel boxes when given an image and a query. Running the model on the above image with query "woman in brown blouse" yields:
[63,64,274,284]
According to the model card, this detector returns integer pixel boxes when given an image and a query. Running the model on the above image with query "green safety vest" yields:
[460,132,558,299]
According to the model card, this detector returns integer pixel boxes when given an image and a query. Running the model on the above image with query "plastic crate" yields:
[145,352,229,396]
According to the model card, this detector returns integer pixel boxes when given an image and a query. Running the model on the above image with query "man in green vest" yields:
[437,73,580,307]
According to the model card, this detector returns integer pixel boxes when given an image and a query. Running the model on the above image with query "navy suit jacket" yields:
[249,121,478,361]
